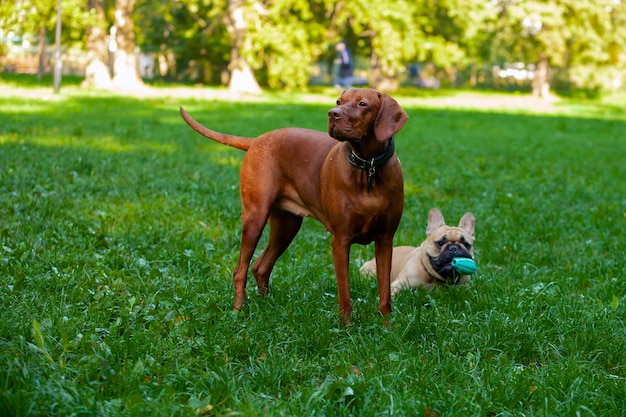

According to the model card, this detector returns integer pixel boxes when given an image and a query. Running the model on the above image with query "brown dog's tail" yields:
[180,107,254,151]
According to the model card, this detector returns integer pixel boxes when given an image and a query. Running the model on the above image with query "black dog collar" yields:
[347,137,395,190]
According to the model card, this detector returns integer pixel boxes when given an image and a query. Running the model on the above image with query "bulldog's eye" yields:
[436,239,446,249]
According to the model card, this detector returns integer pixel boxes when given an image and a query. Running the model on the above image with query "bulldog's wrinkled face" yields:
[423,209,475,283]
[427,226,474,281]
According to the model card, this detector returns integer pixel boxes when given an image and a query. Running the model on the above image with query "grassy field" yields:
[1,76,625,416]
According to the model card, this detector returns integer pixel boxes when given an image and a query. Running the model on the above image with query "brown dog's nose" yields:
[328,108,342,119]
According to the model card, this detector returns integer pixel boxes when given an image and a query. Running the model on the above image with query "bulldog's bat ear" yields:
[426,208,445,236]
[374,93,409,142]
[459,213,475,239]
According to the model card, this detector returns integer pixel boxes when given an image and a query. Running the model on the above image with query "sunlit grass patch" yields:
[1,83,625,416]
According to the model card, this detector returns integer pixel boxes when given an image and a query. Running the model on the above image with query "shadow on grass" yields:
[2,88,626,416]
[2,90,625,287]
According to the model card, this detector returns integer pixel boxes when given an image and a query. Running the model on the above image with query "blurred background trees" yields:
[1,0,624,96]
[488,0,626,97]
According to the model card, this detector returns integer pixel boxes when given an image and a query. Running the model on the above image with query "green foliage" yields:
[245,0,330,89]
[0,0,94,47]
[488,0,626,90]
[409,0,496,68]
[1,79,626,415]
[135,0,230,82]
[2,0,625,91]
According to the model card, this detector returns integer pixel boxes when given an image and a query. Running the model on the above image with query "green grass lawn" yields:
[1,77,625,416]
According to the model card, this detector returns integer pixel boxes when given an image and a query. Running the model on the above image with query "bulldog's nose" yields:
[449,244,459,254]
[328,108,342,119]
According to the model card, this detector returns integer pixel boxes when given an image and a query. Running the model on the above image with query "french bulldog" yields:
[360,208,475,296]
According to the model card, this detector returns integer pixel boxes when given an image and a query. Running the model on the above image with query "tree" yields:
[0,0,93,83]
[53,0,61,92]
[111,0,144,89]
[487,0,626,97]
[322,0,493,90]
[3,0,623,94]
[563,0,626,92]
[223,0,261,93]
[82,0,111,89]
[244,0,330,90]
[488,1,566,97]
[135,0,230,83]
[410,0,496,87]
[327,0,417,90]
[2,0,57,80]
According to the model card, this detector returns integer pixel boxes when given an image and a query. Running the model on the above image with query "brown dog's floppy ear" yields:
[374,93,409,142]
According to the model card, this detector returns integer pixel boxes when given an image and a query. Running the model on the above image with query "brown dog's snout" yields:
[328,108,342,119]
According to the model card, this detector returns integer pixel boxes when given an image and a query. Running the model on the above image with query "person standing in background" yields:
[334,40,354,92]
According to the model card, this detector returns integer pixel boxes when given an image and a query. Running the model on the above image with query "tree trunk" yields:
[157,48,176,78]
[37,25,46,81]
[53,0,62,93]
[82,0,112,89]
[225,0,261,94]
[469,61,477,88]
[369,51,399,91]
[112,0,144,90]
[532,52,551,99]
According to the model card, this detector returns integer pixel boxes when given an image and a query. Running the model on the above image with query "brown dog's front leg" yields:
[331,236,353,321]
[374,238,394,316]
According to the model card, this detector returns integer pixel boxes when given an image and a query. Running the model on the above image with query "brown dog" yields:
[360,208,476,296]
[180,88,408,319]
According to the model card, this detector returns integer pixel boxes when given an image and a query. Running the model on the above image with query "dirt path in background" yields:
[400,92,558,112]
[0,84,557,112]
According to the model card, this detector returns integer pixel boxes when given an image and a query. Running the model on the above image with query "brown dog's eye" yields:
[336,99,341,105]
[358,101,367,107]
